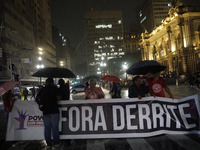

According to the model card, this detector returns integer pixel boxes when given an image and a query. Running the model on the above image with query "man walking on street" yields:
[36,77,61,147]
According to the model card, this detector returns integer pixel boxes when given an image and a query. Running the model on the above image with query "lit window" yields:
[108,57,114,60]
[110,45,115,48]
[105,36,114,40]
[95,24,112,28]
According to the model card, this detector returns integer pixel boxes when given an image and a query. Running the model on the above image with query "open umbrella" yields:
[32,67,76,78]
[126,60,166,75]
[81,75,100,83]
[0,81,19,96]
[102,75,120,82]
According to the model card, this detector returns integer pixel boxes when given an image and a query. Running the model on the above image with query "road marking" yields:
[87,139,106,150]
[127,138,154,150]
[167,134,200,150]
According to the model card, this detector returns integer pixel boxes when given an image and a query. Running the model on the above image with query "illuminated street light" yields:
[122,62,128,70]
[60,61,64,67]
[38,47,43,51]
[38,56,42,61]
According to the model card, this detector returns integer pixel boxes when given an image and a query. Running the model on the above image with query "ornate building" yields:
[139,6,200,78]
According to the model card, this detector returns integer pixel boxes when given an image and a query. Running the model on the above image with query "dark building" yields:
[0,0,55,81]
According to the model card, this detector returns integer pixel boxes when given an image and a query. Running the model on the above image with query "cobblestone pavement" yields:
[0,85,200,150]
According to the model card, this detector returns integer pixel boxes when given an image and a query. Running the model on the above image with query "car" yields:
[71,84,85,94]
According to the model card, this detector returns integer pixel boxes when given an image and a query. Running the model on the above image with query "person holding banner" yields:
[128,76,149,99]
[145,72,174,99]
[36,77,61,147]
[85,79,105,99]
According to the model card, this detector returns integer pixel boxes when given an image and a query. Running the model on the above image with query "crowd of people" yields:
[1,71,174,147]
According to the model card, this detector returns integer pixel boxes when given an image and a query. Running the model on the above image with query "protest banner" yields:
[6,95,200,141]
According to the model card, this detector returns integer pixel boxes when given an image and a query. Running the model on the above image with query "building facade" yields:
[52,26,71,69]
[84,10,124,75]
[139,6,200,78]
[0,0,55,81]
[123,29,141,53]
[139,0,172,33]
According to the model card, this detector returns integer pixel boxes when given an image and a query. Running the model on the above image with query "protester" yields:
[58,78,70,100]
[84,81,89,92]
[23,88,29,101]
[2,90,16,117]
[145,72,174,99]
[128,76,149,99]
[110,82,121,98]
[36,77,60,147]
[116,82,122,98]
[85,79,105,99]
[30,86,36,100]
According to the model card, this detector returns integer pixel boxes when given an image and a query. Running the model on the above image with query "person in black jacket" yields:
[36,77,60,146]
[128,76,149,99]
[58,78,70,100]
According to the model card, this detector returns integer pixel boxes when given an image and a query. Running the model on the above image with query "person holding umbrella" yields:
[127,60,174,99]
[35,77,60,146]
[145,72,174,99]
[128,76,149,99]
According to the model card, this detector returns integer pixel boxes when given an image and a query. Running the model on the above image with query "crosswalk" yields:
[4,134,200,150]
[85,135,200,150]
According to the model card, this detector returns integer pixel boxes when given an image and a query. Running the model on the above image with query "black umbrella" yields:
[81,75,100,83]
[32,67,76,78]
[126,60,166,75]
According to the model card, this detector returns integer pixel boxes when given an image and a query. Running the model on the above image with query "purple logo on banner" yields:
[15,110,29,130]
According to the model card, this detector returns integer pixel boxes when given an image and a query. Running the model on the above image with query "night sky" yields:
[50,0,144,56]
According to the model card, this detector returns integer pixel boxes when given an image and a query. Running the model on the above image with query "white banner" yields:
[6,101,44,141]
[6,94,200,141]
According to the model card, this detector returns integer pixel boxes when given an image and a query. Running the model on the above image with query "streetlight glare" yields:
[38,57,42,61]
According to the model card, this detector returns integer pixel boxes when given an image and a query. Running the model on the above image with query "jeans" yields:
[43,113,60,146]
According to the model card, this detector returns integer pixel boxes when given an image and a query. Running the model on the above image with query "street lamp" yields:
[36,47,44,69]
[122,62,128,80]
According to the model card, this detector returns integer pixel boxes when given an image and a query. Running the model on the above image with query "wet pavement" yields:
[0,85,200,150]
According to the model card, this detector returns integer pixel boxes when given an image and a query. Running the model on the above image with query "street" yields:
[0,85,200,150]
